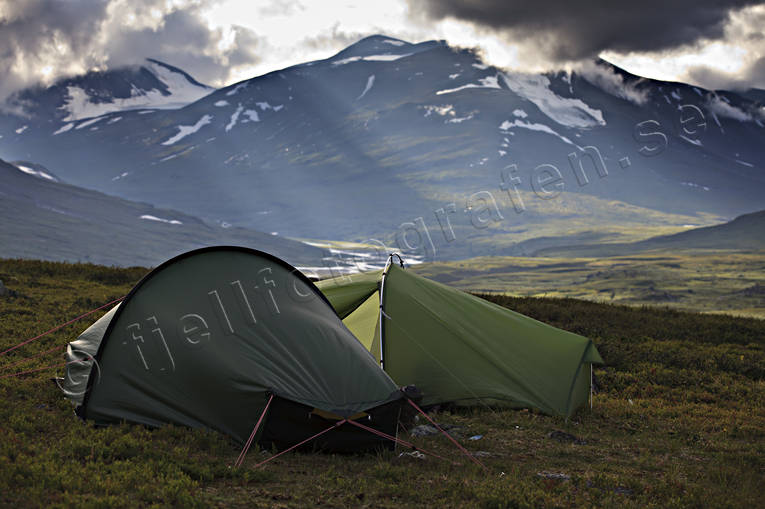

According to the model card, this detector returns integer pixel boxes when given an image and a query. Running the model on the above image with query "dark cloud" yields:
[410,0,763,61]
[0,0,261,104]
[0,0,109,59]
[681,5,765,91]
[101,7,261,85]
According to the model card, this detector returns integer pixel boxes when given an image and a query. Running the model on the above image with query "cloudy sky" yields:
[1,0,764,102]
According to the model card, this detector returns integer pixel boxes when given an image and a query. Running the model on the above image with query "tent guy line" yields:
[0,296,125,358]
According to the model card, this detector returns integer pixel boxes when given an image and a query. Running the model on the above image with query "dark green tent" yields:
[61,247,404,452]
[317,258,603,417]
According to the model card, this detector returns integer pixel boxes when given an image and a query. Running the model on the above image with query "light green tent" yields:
[317,257,603,417]
[61,247,404,452]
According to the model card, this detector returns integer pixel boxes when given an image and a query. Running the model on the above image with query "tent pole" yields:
[378,256,392,370]
[378,254,405,370]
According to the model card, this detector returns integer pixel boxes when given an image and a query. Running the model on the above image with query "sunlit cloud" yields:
[0,0,762,107]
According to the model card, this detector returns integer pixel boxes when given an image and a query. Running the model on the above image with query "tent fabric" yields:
[62,247,402,448]
[341,290,380,351]
[62,304,120,406]
[317,269,382,319]
[317,263,603,417]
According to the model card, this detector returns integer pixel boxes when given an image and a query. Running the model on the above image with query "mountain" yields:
[3,58,212,123]
[740,88,765,104]
[8,160,61,182]
[534,209,765,257]
[1,35,763,260]
[0,158,324,267]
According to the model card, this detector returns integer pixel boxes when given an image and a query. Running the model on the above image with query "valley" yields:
[413,250,765,319]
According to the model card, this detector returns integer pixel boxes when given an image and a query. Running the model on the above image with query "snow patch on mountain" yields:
[501,73,605,128]
[15,164,58,181]
[226,82,249,96]
[161,115,212,145]
[214,100,229,107]
[256,101,283,111]
[365,53,413,62]
[140,215,183,225]
[225,104,244,132]
[75,117,103,130]
[59,60,211,121]
[422,105,455,117]
[706,95,752,122]
[332,53,413,65]
[436,75,501,95]
[53,123,74,135]
[242,109,260,122]
[681,182,710,191]
[420,103,475,123]
[448,114,474,123]
[357,75,375,100]
[499,119,579,147]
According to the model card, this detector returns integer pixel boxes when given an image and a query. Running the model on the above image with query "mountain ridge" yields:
[0,158,324,267]
[5,58,212,122]
[1,35,763,261]
[533,209,765,257]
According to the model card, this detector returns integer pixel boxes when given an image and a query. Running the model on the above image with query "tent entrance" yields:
[342,290,379,351]
[258,395,402,453]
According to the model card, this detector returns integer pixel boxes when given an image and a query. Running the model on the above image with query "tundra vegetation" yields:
[0,258,762,508]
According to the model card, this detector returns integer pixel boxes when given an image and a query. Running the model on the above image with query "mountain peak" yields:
[347,34,412,50]
[144,58,210,90]
[8,59,212,122]
[327,34,447,64]
[328,34,413,61]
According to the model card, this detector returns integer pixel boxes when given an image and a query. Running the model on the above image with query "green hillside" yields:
[0,159,323,267]
[534,210,765,258]
[413,251,765,318]
[0,258,762,507]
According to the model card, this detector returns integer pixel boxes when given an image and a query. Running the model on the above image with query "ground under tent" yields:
[61,246,406,453]
[317,256,603,417]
